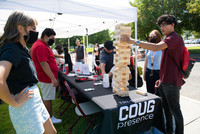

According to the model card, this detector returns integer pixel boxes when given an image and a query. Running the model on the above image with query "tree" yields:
[183,30,193,40]
[88,29,111,44]
[55,36,82,51]
[130,0,163,41]
[55,30,111,50]
[187,0,200,14]
[130,0,200,41]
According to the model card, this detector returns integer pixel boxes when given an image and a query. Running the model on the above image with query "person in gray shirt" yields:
[100,41,115,78]
[75,39,86,63]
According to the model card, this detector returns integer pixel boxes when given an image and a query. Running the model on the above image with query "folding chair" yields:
[96,66,102,76]
[57,71,72,116]
[57,71,90,116]
[63,81,102,134]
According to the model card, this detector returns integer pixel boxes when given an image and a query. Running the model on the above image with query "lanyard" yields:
[150,51,155,76]
[151,51,155,69]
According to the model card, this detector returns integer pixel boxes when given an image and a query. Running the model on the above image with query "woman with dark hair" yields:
[143,30,162,95]
[64,47,73,72]
[92,43,101,74]
[53,44,64,65]
[0,11,56,134]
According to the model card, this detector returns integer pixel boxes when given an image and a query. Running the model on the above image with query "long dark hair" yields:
[93,43,100,53]
[55,44,63,54]
[0,11,36,47]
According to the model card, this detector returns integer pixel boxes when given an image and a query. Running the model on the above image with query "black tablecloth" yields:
[63,74,164,134]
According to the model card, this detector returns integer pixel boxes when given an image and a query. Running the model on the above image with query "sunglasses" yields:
[159,23,170,28]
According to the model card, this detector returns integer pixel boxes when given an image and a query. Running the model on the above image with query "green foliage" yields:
[0,93,103,134]
[187,0,200,14]
[130,0,200,41]
[130,0,162,41]
[55,36,83,49]
[188,46,200,54]
[0,103,15,133]
[191,31,200,38]
[55,30,111,50]
[88,29,111,44]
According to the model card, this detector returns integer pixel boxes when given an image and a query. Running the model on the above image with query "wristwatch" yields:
[135,40,140,45]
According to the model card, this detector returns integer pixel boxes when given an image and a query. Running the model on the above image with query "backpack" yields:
[171,46,196,79]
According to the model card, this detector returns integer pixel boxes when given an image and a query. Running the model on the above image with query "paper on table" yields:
[84,88,95,91]
[94,81,102,85]
[67,73,77,77]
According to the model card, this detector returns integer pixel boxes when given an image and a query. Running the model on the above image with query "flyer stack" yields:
[112,24,131,97]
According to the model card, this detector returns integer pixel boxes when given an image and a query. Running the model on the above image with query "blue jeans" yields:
[140,127,163,134]
[76,59,84,64]
[158,83,183,134]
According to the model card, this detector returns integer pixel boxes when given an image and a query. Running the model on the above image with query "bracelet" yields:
[136,40,140,45]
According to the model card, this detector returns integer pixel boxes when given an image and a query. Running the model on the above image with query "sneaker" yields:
[51,116,62,124]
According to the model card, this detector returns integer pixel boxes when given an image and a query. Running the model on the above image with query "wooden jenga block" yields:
[113,87,129,97]
[113,74,129,80]
[113,80,129,86]
[136,90,147,96]
[115,48,130,53]
[112,80,129,88]
[114,58,130,66]
[114,41,130,46]
[114,29,131,36]
[113,66,129,74]
[113,23,131,97]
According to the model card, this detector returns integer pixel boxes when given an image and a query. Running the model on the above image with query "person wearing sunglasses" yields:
[122,14,184,134]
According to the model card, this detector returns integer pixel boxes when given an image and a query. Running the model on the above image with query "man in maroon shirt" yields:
[31,28,62,124]
[122,15,184,134]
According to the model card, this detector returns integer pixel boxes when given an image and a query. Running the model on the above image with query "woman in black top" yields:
[0,11,56,134]
[92,43,100,74]
[64,47,73,72]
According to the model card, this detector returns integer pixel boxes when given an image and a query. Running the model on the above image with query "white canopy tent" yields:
[0,0,139,88]
[0,0,137,38]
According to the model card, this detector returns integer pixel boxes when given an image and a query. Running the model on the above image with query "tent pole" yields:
[82,35,86,64]
[86,28,89,64]
[135,21,138,89]
[68,37,70,52]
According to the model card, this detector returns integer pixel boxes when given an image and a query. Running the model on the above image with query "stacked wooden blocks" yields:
[112,24,131,97]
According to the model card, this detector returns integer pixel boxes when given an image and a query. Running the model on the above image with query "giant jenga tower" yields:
[112,24,131,97]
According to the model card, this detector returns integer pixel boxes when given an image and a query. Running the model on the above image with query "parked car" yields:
[196,39,200,44]
[184,40,191,44]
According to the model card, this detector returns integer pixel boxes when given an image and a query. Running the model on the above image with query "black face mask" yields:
[58,50,63,55]
[23,31,39,44]
[48,39,54,46]
[150,38,157,43]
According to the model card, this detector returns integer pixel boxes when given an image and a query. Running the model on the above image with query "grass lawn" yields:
[187,46,200,54]
[70,47,94,54]
[0,91,102,134]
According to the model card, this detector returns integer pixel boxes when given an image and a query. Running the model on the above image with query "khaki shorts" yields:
[38,82,56,100]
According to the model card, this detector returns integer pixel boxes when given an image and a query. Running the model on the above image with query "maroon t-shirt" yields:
[160,31,185,87]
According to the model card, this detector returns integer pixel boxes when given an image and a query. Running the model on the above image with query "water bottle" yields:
[63,64,66,74]
[103,74,109,88]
